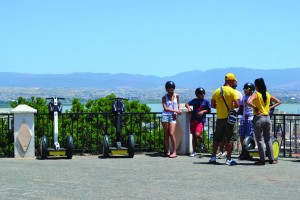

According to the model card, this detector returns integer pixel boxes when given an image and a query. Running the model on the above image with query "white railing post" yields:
[11,104,37,159]
[169,106,192,155]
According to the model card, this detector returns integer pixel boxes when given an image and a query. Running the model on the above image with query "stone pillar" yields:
[169,106,192,155]
[11,104,37,159]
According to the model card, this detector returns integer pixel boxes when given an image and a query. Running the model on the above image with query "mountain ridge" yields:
[0,67,299,90]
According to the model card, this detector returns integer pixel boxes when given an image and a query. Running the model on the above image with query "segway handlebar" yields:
[109,97,128,101]
[46,97,65,100]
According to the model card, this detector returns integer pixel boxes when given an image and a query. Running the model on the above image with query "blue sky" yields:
[1,0,299,77]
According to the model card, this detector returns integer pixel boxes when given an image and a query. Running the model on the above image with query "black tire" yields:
[66,135,73,159]
[242,136,255,151]
[40,135,48,159]
[271,137,280,160]
[103,135,110,158]
[128,134,135,158]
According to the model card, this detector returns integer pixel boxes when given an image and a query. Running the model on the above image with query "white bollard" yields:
[11,104,37,159]
[169,106,192,155]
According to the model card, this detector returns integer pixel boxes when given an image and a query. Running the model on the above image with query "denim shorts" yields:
[161,115,176,123]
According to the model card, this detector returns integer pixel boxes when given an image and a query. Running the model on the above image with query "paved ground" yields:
[1,153,300,200]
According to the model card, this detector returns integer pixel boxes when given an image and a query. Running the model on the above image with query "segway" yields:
[40,97,73,159]
[103,97,135,158]
[242,136,280,160]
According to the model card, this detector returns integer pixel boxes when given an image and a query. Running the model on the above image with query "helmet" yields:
[195,87,205,96]
[165,81,175,89]
[243,83,255,91]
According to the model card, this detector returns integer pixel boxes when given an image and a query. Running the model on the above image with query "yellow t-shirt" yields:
[252,91,270,115]
[212,86,239,119]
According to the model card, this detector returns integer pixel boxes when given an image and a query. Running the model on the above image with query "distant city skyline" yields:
[1,1,299,77]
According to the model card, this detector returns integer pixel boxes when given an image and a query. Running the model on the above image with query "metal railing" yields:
[272,114,300,157]
[1,112,300,157]
[34,112,164,155]
[0,113,14,157]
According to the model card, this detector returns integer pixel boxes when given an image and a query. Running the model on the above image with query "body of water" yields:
[149,103,300,114]
[1,103,300,114]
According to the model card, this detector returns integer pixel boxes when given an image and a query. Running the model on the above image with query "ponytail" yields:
[254,78,267,103]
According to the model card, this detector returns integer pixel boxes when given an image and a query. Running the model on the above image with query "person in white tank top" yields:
[161,81,182,158]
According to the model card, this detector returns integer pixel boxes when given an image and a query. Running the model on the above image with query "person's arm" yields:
[211,99,216,109]
[198,100,211,116]
[270,95,281,110]
[185,102,192,112]
[206,102,212,114]
[233,99,240,109]
[247,93,259,114]
[162,96,170,112]
[176,95,182,115]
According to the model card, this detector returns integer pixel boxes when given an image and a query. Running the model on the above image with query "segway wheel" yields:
[66,135,74,159]
[271,137,280,160]
[40,135,48,159]
[242,136,255,151]
[103,135,110,158]
[128,134,135,158]
[242,136,255,159]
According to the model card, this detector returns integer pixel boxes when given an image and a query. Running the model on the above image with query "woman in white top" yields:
[161,81,182,158]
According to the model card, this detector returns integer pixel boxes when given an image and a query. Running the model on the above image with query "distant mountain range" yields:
[1,67,299,90]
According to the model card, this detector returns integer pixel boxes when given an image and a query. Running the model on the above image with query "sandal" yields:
[269,160,278,164]
[254,160,265,165]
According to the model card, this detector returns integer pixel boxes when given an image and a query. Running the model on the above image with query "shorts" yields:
[239,120,254,137]
[213,118,238,142]
[161,115,176,123]
[190,120,204,135]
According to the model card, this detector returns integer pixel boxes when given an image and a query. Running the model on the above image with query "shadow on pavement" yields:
[98,155,133,159]
[193,161,256,166]
[145,152,168,158]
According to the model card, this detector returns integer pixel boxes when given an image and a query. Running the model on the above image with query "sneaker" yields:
[220,151,227,159]
[189,151,197,157]
[209,156,216,164]
[216,152,223,159]
[199,143,205,151]
[225,159,237,166]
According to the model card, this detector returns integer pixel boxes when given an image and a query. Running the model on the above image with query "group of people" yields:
[161,73,281,166]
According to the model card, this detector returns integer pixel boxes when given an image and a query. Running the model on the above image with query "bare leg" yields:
[225,141,233,160]
[169,123,177,157]
[162,122,170,156]
[192,135,196,152]
[195,131,203,150]
[211,141,219,156]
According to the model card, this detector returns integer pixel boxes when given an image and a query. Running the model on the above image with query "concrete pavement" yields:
[1,153,300,200]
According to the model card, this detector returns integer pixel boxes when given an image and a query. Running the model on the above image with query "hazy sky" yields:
[1,0,299,77]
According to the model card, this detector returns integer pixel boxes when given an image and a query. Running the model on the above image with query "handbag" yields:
[220,86,237,125]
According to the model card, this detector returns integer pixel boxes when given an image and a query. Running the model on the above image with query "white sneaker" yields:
[225,159,237,166]
[216,152,223,159]
[209,156,216,163]
[189,151,197,157]
[220,151,227,159]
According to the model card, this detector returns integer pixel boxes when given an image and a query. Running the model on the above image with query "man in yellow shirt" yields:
[209,73,240,166]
